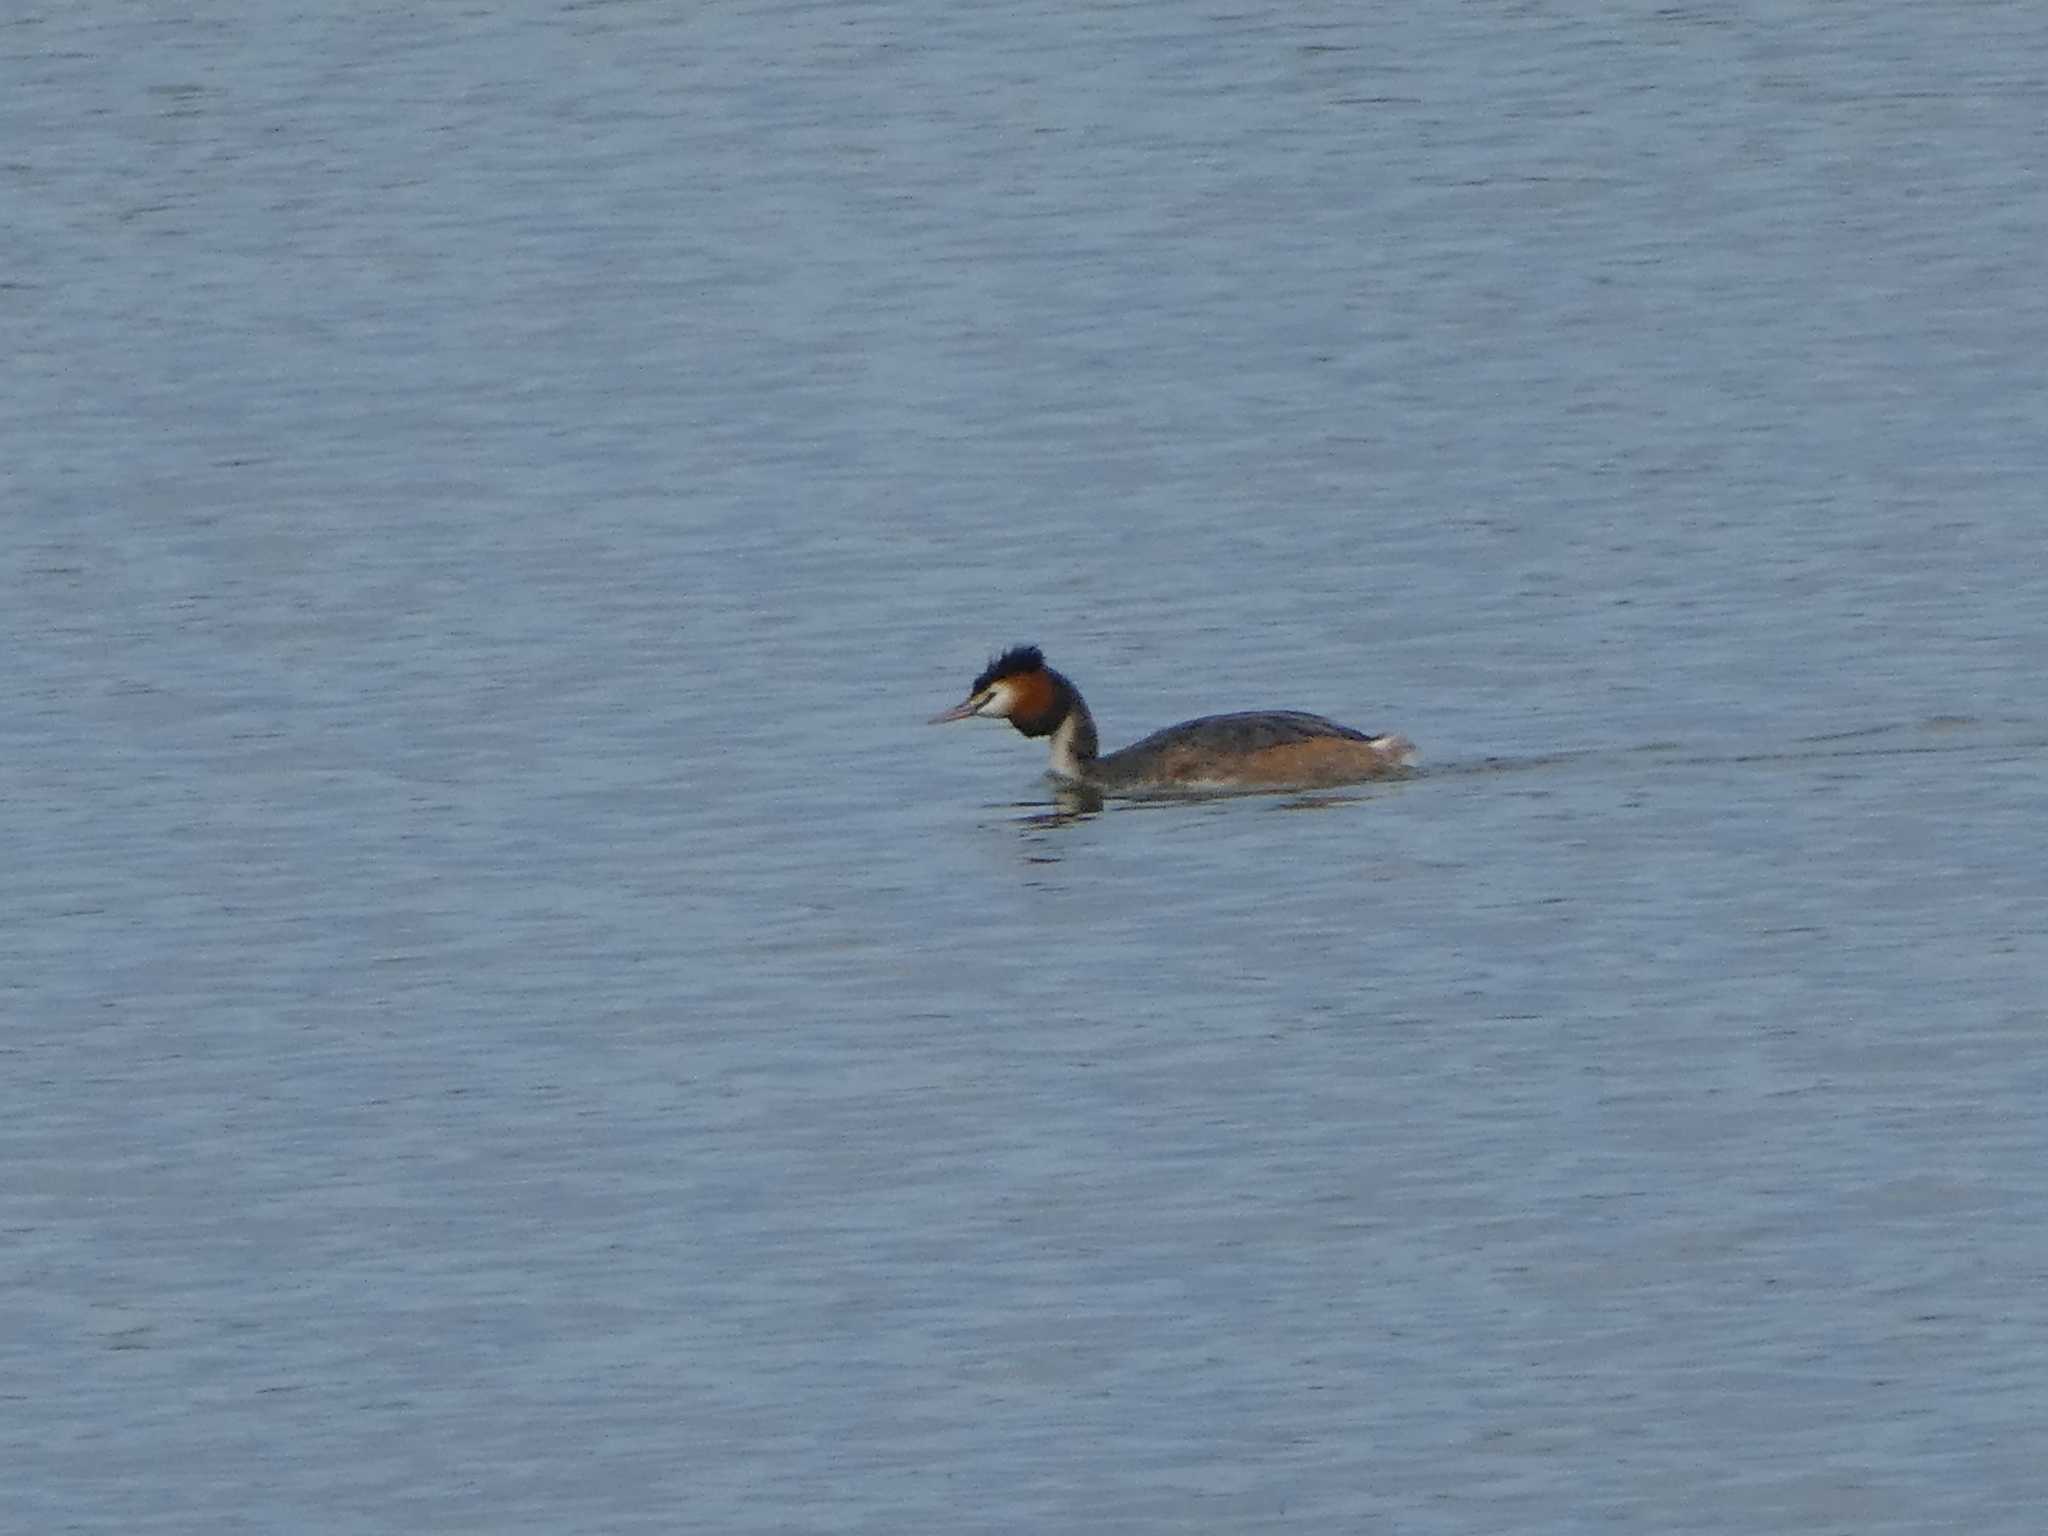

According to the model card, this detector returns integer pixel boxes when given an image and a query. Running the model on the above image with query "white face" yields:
[974,678,1021,718]
[932,672,1039,727]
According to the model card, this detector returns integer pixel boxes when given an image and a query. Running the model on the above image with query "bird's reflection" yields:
[1015,783,1104,829]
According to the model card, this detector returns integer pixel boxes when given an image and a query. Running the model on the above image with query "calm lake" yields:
[6,2,2047,1531]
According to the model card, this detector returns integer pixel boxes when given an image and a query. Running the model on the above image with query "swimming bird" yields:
[930,645,1415,793]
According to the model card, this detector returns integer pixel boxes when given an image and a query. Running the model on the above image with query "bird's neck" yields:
[1047,691,1100,781]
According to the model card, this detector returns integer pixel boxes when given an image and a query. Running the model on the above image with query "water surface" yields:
[6,2,2048,1531]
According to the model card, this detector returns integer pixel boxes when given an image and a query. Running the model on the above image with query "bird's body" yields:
[931,646,1414,794]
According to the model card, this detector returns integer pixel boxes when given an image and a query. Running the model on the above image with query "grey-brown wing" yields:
[1125,711,1377,755]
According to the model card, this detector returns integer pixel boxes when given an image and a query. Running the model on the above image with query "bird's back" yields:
[1094,710,1412,790]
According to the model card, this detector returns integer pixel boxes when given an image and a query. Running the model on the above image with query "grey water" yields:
[6,2,2048,1530]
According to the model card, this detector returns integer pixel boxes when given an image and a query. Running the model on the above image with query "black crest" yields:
[972,644,1045,694]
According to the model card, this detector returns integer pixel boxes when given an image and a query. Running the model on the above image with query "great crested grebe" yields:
[930,645,1415,793]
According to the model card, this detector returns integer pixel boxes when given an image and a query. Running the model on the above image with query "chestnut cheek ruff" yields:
[1005,670,1066,738]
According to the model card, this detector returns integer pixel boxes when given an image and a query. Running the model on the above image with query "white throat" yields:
[1047,711,1092,782]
